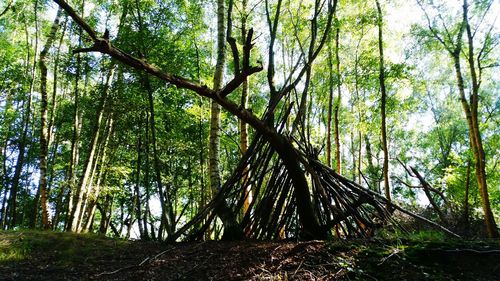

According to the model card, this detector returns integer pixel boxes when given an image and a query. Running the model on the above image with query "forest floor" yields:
[0,230,499,280]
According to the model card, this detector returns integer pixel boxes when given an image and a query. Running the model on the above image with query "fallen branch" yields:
[95,246,176,276]
[442,249,500,254]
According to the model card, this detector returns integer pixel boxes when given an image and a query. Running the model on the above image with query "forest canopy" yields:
[0,0,498,240]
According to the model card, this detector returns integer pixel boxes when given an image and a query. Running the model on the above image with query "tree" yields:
[208,0,226,199]
[417,0,499,238]
[37,6,63,229]
[375,0,391,203]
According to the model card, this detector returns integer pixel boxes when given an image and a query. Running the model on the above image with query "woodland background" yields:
[0,0,498,241]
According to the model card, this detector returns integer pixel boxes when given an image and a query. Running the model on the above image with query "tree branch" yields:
[53,0,97,40]
[54,0,270,146]
[0,0,13,18]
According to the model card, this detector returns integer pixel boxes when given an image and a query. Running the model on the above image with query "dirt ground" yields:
[0,231,499,280]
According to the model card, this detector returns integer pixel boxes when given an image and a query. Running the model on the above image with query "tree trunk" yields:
[209,0,226,198]
[144,74,174,239]
[419,0,498,238]
[333,16,341,174]
[463,159,471,228]
[143,112,152,239]
[37,7,62,230]
[365,136,378,192]
[461,0,498,237]
[9,4,39,227]
[98,195,113,235]
[375,0,390,203]
[69,66,114,232]
[238,0,252,214]
[65,2,84,230]
[0,93,13,228]
[82,115,114,232]
[326,32,334,168]
[134,120,144,238]
[411,167,447,224]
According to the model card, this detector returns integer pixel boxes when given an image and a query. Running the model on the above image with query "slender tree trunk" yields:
[82,115,113,232]
[134,120,144,238]
[351,130,355,181]
[375,0,390,202]
[193,44,207,238]
[98,195,112,235]
[333,16,341,173]
[65,1,84,230]
[354,32,364,186]
[70,66,114,232]
[37,7,62,230]
[365,135,378,192]
[358,130,362,185]
[143,112,153,238]
[326,33,334,168]
[209,0,226,197]
[9,4,39,227]
[144,75,173,239]
[420,0,497,238]
[239,0,252,214]
[46,19,67,226]
[463,159,471,228]
[0,94,13,228]
[462,0,498,238]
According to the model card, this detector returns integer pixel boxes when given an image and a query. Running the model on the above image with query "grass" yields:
[0,229,130,265]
